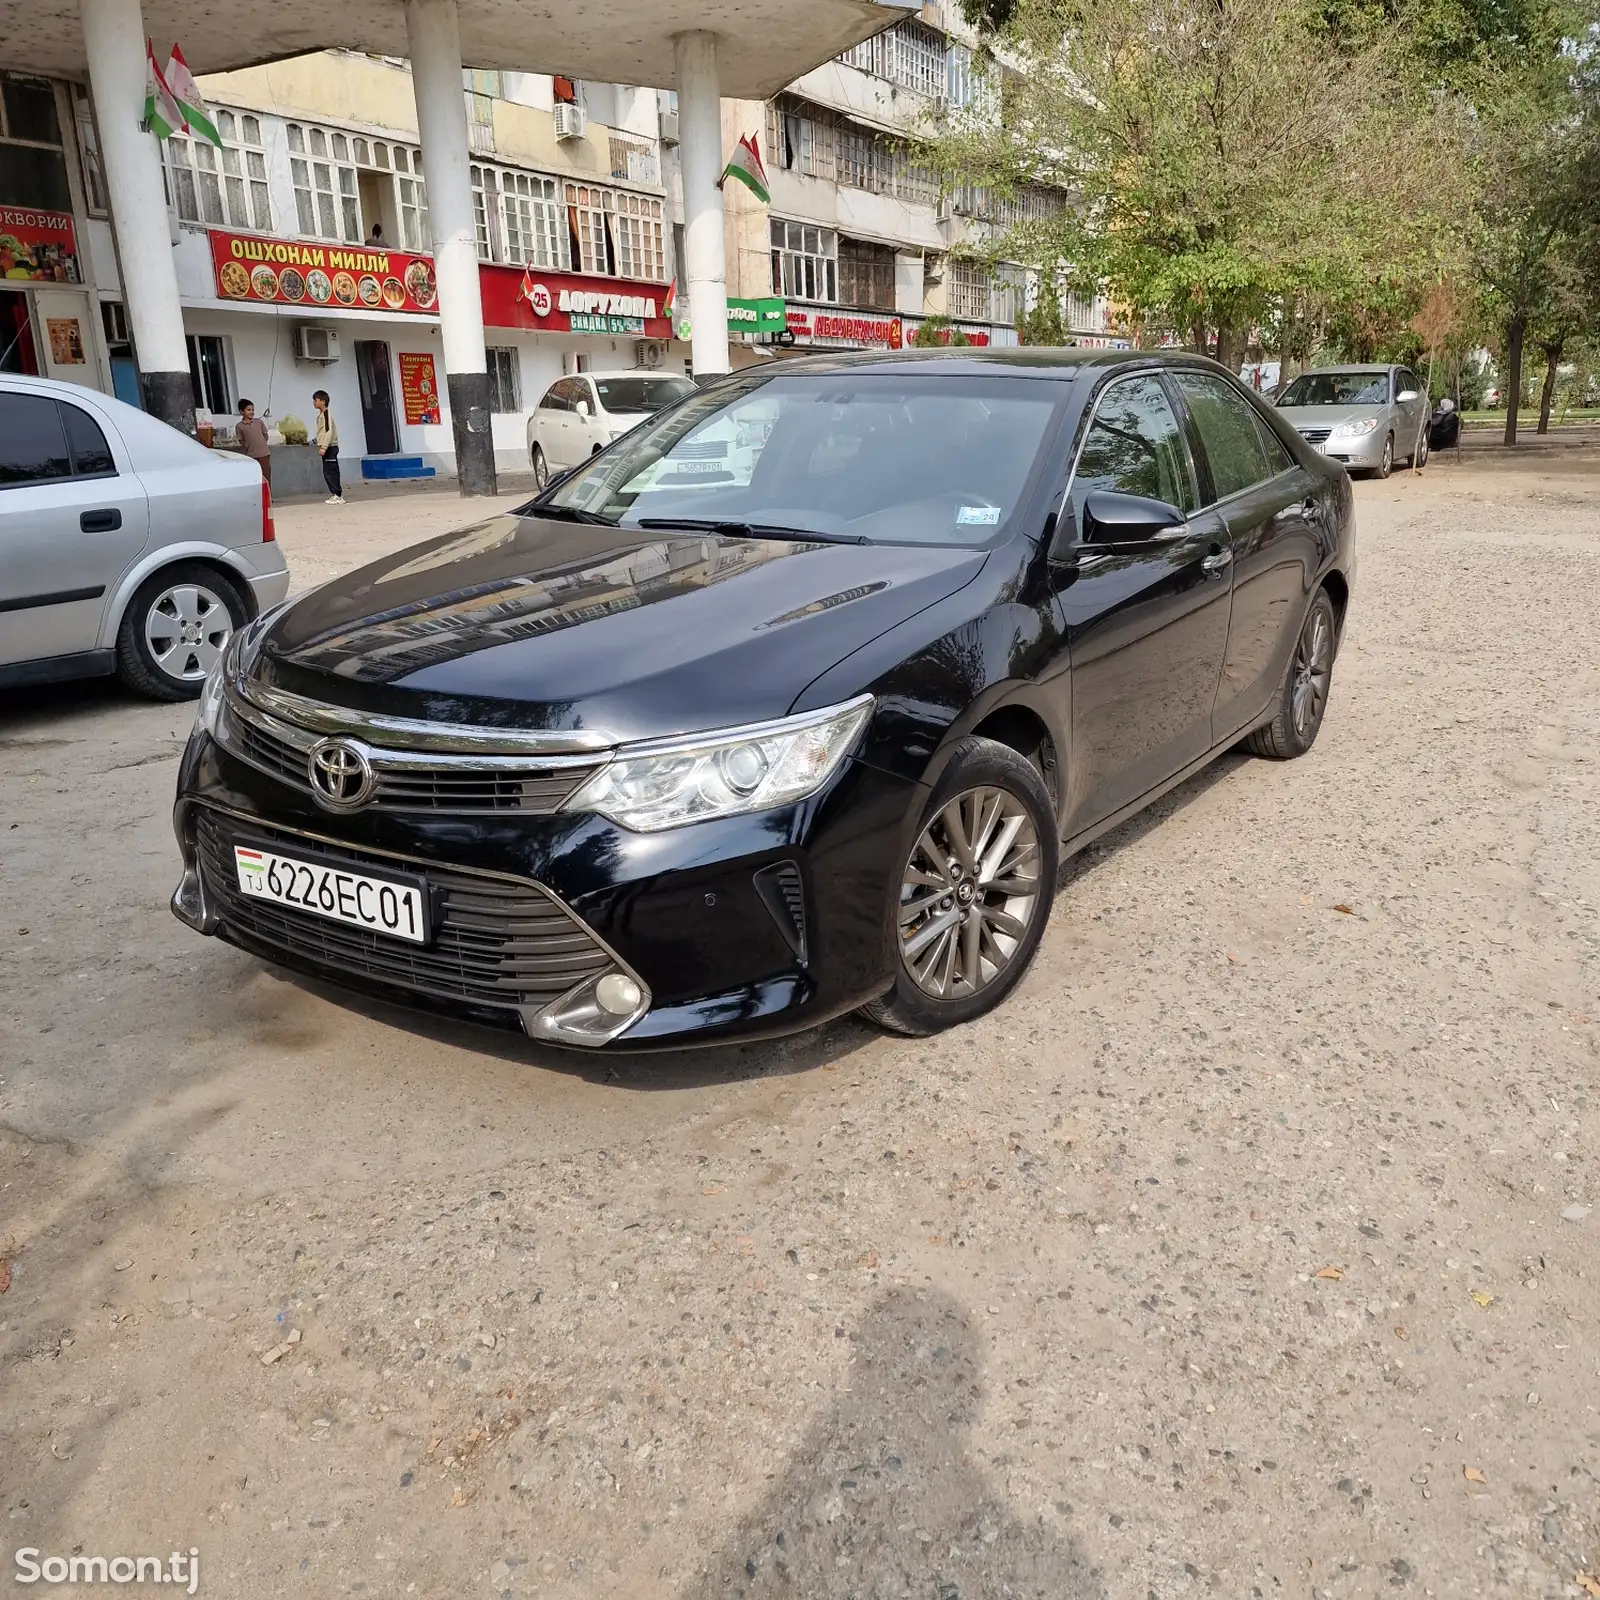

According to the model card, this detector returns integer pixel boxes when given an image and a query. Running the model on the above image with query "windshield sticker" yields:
[956,505,1002,526]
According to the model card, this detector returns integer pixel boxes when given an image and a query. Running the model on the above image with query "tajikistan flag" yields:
[164,44,222,147]
[720,134,770,203]
[143,38,184,140]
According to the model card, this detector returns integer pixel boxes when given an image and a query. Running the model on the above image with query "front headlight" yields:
[1332,417,1380,439]
[565,695,873,832]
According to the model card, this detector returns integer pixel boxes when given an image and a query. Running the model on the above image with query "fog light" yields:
[595,973,643,1016]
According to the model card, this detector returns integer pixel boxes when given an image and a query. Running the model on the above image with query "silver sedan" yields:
[1274,364,1430,478]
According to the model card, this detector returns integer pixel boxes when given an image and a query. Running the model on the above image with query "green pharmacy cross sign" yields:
[727,296,787,335]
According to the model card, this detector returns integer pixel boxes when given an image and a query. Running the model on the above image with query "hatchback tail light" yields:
[261,479,275,542]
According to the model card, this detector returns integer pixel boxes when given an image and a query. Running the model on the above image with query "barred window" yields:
[838,238,896,311]
[948,258,992,322]
[486,346,520,413]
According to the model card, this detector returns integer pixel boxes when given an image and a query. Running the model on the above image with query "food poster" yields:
[209,229,438,314]
[46,317,85,364]
[0,207,81,283]
[398,352,441,425]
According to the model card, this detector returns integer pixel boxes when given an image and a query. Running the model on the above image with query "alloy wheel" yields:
[1291,606,1333,738]
[898,786,1042,999]
[144,582,232,683]
[531,445,549,489]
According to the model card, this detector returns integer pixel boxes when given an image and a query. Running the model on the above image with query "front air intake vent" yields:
[753,861,808,966]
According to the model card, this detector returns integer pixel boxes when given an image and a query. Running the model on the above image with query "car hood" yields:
[1277,404,1387,431]
[255,512,990,743]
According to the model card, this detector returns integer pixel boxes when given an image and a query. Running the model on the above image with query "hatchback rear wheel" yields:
[858,736,1058,1037]
[116,563,247,702]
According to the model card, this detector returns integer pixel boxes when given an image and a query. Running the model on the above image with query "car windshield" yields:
[592,376,695,414]
[543,370,1062,547]
[1278,372,1390,406]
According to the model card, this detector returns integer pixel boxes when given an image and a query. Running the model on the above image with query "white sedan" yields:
[0,373,289,700]
[527,370,696,487]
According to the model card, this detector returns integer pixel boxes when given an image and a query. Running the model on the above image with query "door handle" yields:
[1201,547,1233,577]
[80,509,122,532]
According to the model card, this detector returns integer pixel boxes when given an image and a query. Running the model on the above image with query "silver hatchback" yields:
[0,374,289,701]
[1274,364,1430,478]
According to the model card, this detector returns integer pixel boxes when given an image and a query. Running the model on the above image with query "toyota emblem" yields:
[307,738,376,811]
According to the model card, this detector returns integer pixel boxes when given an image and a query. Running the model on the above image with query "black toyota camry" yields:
[171,349,1354,1048]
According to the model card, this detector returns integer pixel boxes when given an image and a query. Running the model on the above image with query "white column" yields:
[674,31,729,378]
[405,0,496,494]
[80,0,194,432]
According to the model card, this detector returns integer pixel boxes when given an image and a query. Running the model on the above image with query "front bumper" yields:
[170,728,919,1050]
[1301,428,1387,468]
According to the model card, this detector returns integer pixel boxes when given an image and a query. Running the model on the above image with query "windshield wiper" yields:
[634,517,867,545]
[526,503,618,526]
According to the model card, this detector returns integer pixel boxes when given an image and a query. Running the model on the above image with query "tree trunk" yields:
[1503,315,1526,447]
[1213,325,1240,375]
[1189,320,1209,358]
[1536,341,1561,434]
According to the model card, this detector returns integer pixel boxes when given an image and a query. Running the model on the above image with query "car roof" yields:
[749,347,1231,381]
[1292,364,1397,374]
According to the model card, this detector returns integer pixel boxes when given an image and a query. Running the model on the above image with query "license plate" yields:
[233,845,429,944]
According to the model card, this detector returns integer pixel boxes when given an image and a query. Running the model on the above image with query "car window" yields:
[592,375,695,415]
[1068,375,1196,525]
[61,402,116,476]
[539,383,569,412]
[1276,371,1390,407]
[1255,413,1294,475]
[571,380,593,413]
[1173,372,1273,502]
[1399,370,1419,397]
[0,393,72,487]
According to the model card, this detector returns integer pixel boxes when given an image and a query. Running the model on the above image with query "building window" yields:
[766,97,836,181]
[501,170,565,269]
[470,164,500,260]
[72,85,106,216]
[166,109,272,232]
[563,182,665,281]
[0,72,73,213]
[837,239,896,311]
[609,136,659,186]
[286,121,424,247]
[840,21,949,100]
[486,346,520,413]
[186,333,232,414]
[948,258,992,322]
[770,219,836,304]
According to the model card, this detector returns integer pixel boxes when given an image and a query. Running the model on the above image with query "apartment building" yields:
[701,2,1115,359]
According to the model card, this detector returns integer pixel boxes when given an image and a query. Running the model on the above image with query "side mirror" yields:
[1079,490,1185,546]
[1396,389,1419,403]
[575,399,592,419]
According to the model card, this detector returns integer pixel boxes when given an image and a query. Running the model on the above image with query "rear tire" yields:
[857,736,1059,1038]
[1243,588,1337,760]
[530,443,549,489]
[115,563,248,702]
[1412,429,1429,469]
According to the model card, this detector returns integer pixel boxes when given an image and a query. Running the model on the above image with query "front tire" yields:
[858,736,1059,1038]
[1412,428,1429,469]
[115,563,248,702]
[1243,588,1337,760]
[530,443,549,490]
[1373,432,1394,479]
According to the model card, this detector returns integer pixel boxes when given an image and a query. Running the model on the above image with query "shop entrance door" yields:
[0,289,39,375]
[355,340,399,455]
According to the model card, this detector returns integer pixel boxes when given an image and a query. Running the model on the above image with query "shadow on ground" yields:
[683,1286,1105,1600]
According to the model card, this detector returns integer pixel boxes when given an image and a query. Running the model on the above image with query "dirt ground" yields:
[2,436,1596,1599]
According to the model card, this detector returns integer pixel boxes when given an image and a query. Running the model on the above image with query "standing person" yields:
[313,389,343,504]
[235,397,272,489]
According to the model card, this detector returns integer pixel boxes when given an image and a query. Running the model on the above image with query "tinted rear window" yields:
[62,402,116,475]
[0,393,71,485]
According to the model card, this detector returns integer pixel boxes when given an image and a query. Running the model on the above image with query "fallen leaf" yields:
[858,1250,879,1268]
[450,1488,468,1507]
[426,1435,442,1455]
[700,1186,725,1196]
[1574,1573,1600,1597]
[1463,1465,1486,1484]
[1314,1266,1344,1281]
[1299,893,1316,906]
[1470,1290,1495,1308]
[0,1258,10,1294]
[1394,1324,1410,1340]
[1333,904,1355,915]
[1226,951,1241,964]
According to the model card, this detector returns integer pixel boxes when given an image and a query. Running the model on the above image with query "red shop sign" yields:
[478,263,672,338]
[786,308,903,349]
[0,206,80,283]
[209,229,439,314]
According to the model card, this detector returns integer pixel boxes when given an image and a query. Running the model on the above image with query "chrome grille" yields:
[221,694,604,815]
[194,809,612,1014]
[1298,428,1332,445]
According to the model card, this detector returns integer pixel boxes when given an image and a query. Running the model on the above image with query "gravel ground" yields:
[1,439,1596,1599]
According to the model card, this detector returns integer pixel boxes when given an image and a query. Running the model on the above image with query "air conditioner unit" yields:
[636,340,665,369]
[294,326,340,364]
[553,102,587,142]
[658,109,679,147]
